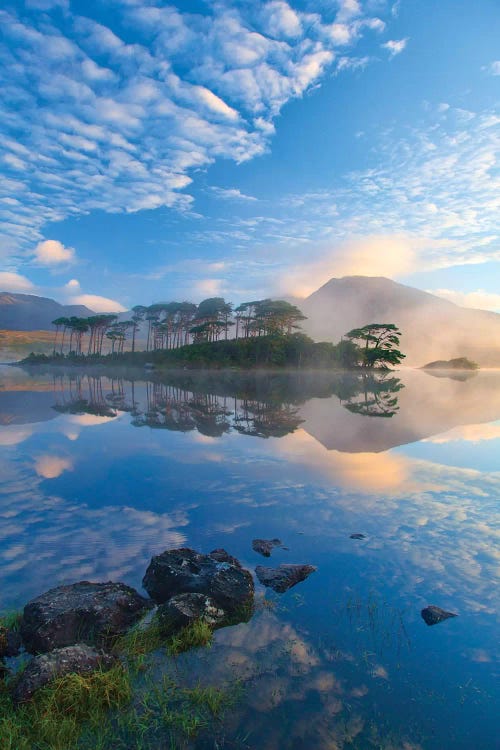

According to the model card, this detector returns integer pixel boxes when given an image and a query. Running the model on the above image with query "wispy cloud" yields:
[179,104,499,297]
[482,60,500,76]
[209,186,258,202]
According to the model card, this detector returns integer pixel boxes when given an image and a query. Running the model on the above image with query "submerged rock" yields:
[142,548,254,615]
[255,564,317,593]
[252,538,282,557]
[0,626,22,658]
[13,644,115,703]
[21,581,153,654]
[157,593,226,632]
[209,548,243,568]
[421,605,457,626]
[350,533,366,540]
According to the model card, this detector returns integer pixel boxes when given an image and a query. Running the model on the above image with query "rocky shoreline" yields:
[1,543,319,706]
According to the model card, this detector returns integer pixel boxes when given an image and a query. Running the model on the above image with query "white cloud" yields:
[35,455,73,479]
[482,60,500,76]
[261,1,302,39]
[427,288,500,312]
[64,278,80,291]
[381,38,408,57]
[34,239,75,265]
[68,293,127,312]
[0,271,35,292]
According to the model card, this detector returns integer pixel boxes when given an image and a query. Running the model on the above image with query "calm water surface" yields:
[1,365,499,749]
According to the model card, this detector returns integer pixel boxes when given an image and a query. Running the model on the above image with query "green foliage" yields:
[0,611,241,750]
[345,323,405,369]
[0,663,131,750]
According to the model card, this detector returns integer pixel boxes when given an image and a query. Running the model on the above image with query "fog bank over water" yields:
[298,277,500,367]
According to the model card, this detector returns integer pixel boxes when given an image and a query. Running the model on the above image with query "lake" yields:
[1,365,499,749]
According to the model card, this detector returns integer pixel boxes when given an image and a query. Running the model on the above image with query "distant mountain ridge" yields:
[299,276,500,366]
[0,293,96,331]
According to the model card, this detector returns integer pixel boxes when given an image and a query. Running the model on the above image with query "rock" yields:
[21,581,153,654]
[157,593,226,633]
[255,564,317,593]
[13,644,115,703]
[142,548,254,615]
[421,605,457,626]
[0,626,22,658]
[209,548,242,568]
[252,539,282,557]
[350,533,366,540]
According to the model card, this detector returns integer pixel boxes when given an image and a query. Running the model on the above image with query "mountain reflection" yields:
[47,371,403,439]
[2,366,500,453]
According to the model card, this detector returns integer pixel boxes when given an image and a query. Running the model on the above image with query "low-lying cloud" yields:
[278,235,417,297]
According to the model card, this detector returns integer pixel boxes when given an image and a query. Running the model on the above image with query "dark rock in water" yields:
[21,581,153,654]
[0,626,22,658]
[252,538,282,557]
[255,564,317,593]
[142,548,254,615]
[209,548,242,569]
[13,644,115,703]
[421,605,457,626]
[157,593,226,633]
[350,533,366,540]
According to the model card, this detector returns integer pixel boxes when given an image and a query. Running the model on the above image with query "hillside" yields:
[299,276,500,366]
[0,293,95,331]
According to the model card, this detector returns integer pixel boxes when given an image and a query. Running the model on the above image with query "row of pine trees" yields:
[51,297,307,356]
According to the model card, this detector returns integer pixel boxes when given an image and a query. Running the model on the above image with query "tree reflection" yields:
[49,370,404,437]
[342,373,404,418]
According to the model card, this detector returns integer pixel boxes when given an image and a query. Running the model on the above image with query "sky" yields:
[0,0,499,313]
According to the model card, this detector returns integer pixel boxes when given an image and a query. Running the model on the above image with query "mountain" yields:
[298,276,500,367]
[0,293,96,331]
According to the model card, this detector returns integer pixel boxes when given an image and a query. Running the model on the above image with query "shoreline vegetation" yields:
[19,296,407,370]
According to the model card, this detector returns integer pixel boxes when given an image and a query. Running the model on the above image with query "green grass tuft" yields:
[166,619,213,656]
[0,610,22,632]
[0,663,131,750]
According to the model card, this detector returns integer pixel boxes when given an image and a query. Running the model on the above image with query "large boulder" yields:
[255,564,317,593]
[21,581,153,654]
[142,548,254,615]
[157,593,226,633]
[13,644,115,703]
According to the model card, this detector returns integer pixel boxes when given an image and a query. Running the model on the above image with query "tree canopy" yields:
[345,323,405,369]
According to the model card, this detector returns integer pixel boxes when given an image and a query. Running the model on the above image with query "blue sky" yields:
[0,0,498,312]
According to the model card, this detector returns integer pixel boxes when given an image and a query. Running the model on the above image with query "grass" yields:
[166,619,213,656]
[0,663,131,750]
[0,612,241,750]
[0,610,22,631]
[112,619,165,658]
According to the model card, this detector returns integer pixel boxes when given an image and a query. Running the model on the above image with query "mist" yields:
[297,276,500,367]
